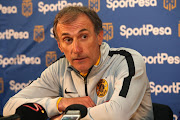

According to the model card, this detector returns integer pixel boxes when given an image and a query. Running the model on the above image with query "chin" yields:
[76,66,90,73]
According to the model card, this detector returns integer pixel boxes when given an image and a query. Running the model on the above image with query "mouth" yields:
[73,57,87,62]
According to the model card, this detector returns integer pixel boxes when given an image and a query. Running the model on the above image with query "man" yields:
[3,6,154,120]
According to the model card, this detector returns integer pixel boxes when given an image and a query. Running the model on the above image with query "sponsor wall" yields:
[0,0,179,119]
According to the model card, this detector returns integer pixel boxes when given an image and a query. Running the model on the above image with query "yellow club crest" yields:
[96,79,108,97]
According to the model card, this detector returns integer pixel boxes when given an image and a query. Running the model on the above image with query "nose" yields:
[72,39,82,54]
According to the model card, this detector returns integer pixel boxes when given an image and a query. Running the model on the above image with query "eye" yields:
[63,37,73,43]
[81,34,88,39]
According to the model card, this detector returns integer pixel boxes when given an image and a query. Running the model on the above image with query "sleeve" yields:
[3,62,63,118]
[82,50,153,120]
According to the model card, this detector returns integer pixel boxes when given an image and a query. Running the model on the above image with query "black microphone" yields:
[0,103,48,120]
[15,103,48,120]
[64,104,87,119]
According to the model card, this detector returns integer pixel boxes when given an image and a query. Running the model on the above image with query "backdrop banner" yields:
[0,0,179,119]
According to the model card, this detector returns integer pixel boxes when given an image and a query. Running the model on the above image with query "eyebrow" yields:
[61,28,89,36]
[79,28,89,33]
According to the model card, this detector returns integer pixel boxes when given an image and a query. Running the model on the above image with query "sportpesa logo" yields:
[0,78,4,94]
[106,0,157,11]
[163,0,176,11]
[10,80,32,93]
[103,23,114,41]
[46,51,57,67]
[0,4,17,14]
[120,24,172,39]
[0,54,41,68]
[50,28,54,38]
[38,0,83,14]
[150,81,180,96]
[89,0,100,12]
[0,29,29,40]
[143,53,179,64]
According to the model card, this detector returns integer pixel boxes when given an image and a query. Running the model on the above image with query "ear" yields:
[97,30,104,45]
[57,41,64,53]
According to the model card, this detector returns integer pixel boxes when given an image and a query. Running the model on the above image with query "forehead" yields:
[57,14,94,34]
[59,13,91,24]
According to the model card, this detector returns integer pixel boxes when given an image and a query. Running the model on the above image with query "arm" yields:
[57,96,96,112]
[83,50,153,120]
[3,62,62,118]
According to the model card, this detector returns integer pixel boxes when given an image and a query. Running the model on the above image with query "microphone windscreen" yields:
[15,103,48,120]
[65,104,87,118]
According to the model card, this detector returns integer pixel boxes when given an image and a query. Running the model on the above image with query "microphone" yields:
[0,103,48,120]
[63,104,87,119]
[15,103,48,120]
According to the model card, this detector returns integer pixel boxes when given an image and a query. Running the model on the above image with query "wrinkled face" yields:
[56,14,103,73]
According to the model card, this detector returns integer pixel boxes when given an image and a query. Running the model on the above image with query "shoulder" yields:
[109,47,144,65]
[109,47,146,76]
[109,47,142,57]
[42,55,68,76]
[119,48,145,69]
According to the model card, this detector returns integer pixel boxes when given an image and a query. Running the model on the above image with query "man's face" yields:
[56,14,103,74]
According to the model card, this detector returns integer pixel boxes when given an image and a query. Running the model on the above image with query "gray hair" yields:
[53,6,103,41]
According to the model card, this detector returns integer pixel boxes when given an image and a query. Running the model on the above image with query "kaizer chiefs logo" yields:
[46,51,57,67]
[103,23,113,41]
[34,25,45,43]
[88,0,100,12]
[96,79,108,97]
[22,0,33,17]
[0,78,4,94]
[163,0,176,11]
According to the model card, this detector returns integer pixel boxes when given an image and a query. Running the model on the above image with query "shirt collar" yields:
[80,54,101,77]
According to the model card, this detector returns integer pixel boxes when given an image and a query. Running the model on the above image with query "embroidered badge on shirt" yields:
[96,79,108,97]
